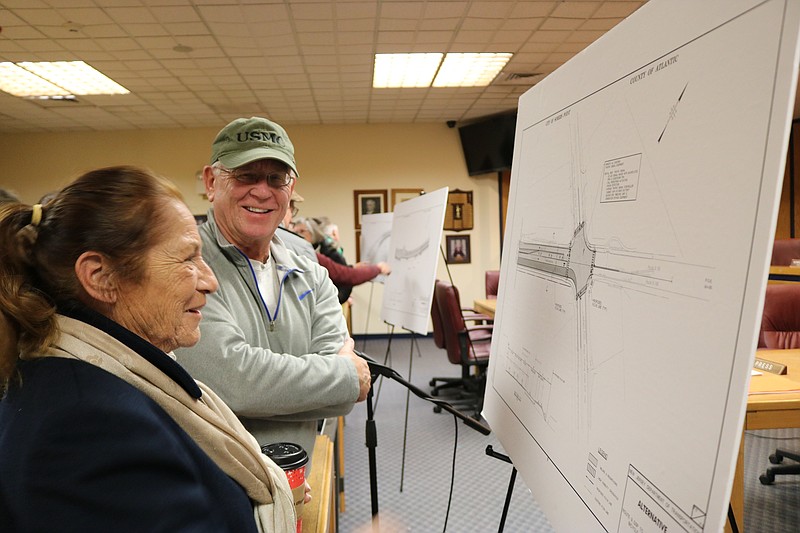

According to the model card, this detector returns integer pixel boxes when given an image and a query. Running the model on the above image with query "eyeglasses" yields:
[225,169,294,189]
[290,204,300,217]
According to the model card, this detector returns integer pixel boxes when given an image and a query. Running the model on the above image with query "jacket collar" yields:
[204,207,305,274]
[58,301,201,399]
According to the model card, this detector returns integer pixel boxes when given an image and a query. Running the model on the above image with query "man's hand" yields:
[338,337,371,402]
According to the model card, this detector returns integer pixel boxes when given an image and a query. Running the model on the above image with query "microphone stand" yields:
[356,350,491,517]
[365,377,379,516]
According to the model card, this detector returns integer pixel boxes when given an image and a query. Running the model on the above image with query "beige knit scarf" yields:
[27,315,295,532]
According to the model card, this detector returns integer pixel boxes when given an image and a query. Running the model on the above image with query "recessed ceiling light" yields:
[432,53,513,87]
[373,52,513,89]
[0,62,70,96]
[373,53,443,88]
[0,61,129,98]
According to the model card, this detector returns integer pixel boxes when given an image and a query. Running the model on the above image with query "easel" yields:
[369,320,422,493]
[484,445,741,533]
[484,445,516,533]
[357,281,377,355]
[398,330,424,492]
[358,352,491,519]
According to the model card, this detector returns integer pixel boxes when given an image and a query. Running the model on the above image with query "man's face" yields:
[205,158,294,260]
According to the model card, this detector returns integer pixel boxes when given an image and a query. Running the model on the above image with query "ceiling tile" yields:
[104,7,159,24]
[148,6,201,23]
[540,18,585,31]
[0,0,650,131]
[551,2,600,18]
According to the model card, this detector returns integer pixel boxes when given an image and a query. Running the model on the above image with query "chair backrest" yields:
[771,239,800,266]
[430,280,446,349]
[759,284,800,349]
[485,270,500,299]
[435,280,469,365]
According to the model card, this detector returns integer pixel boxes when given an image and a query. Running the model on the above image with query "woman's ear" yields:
[74,251,117,304]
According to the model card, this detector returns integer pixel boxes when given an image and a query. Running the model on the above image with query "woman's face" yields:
[112,200,218,352]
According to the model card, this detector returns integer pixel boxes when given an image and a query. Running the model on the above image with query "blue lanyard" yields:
[238,248,291,332]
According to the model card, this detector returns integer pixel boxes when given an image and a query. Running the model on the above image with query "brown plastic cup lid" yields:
[260,442,309,470]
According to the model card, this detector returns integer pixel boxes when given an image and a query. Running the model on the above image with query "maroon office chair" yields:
[429,280,491,399]
[758,284,800,484]
[485,270,500,299]
[429,280,493,416]
[770,239,800,266]
[758,284,800,349]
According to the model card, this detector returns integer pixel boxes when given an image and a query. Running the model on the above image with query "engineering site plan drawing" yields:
[381,187,448,335]
[360,212,393,284]
[482,1,800,532]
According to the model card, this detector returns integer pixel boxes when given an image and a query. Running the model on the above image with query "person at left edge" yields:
[0,166,294,532]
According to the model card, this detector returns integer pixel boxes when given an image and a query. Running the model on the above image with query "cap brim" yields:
[218,148,298,176]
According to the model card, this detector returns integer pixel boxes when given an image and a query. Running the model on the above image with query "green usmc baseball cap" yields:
[210,116,298,175]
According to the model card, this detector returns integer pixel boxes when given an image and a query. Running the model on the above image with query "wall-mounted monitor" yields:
[457,111,517,176]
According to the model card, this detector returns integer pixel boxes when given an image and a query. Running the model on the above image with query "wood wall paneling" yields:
[776,121,800,239]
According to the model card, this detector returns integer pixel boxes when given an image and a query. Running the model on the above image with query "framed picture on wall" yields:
[391,188,425,209]
[354,189,388,229]
[354,230,361,263]
[443,189,474,231]
[445,234,471,264]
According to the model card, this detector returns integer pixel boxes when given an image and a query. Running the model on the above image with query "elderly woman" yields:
[0,167,294,531]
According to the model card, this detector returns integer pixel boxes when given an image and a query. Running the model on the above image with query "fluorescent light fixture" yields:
[373,53,443,88]
[373,52,513,88]
[0,61,129,97]
[432,53,512,87]
[0,62,71,97]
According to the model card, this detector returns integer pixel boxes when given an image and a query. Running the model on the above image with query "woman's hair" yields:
[0,166,183,384]
[295,217,327,247]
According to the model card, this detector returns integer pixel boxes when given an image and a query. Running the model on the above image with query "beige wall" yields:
[0,122,502,335]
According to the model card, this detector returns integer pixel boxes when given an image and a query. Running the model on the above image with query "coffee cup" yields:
[261,442,308,533]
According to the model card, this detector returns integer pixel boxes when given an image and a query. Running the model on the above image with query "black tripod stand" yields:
[357,351,491,517]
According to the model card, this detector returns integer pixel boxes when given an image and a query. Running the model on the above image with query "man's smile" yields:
[244,206,273,214]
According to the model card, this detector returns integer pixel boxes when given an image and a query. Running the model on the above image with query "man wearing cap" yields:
[175,116,371,460]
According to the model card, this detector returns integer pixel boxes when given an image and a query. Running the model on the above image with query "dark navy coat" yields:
[0,355,257,532]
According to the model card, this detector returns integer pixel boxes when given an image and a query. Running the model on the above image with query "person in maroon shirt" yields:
[293,216,390,303]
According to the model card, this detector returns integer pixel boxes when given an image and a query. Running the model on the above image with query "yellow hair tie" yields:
[31,204,42,227]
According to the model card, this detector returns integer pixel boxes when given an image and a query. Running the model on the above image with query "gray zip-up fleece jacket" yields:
[175,208,360,458]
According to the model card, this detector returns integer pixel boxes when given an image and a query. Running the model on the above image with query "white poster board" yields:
[482,1,800,532]
[381,187,449,335]
[360,212,393,284]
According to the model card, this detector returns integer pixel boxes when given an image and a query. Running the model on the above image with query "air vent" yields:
[494,72,545,86]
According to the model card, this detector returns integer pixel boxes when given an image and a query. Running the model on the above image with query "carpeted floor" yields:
[336,336,800,532]
[744,429,800,533]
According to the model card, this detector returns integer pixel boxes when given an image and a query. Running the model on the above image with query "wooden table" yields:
[302,434,335,533]
[473,298,497,319]
[728,349,800,531]
[768,265,800,283]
